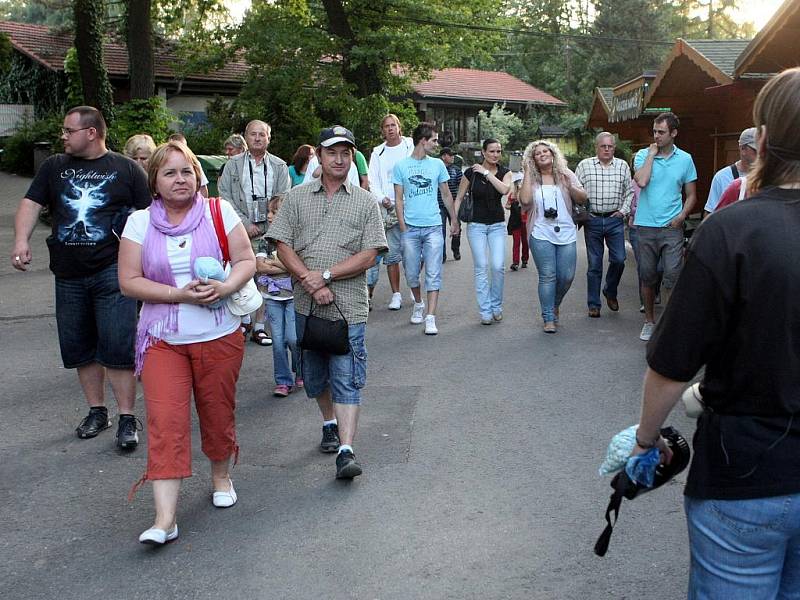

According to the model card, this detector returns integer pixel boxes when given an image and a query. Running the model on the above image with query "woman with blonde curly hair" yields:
[519,140,587,333]
[124,134,157,171]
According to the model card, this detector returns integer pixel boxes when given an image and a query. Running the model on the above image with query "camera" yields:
[543,207,558,219]
[249,196,268,223]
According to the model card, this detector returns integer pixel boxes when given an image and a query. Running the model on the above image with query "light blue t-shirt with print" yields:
[633,146,697,227]
[393,156,450,227]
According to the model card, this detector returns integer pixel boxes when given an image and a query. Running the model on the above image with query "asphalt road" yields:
[0,171,694,600]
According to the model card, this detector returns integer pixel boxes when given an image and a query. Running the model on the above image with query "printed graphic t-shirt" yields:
[25,152,151,278]
[393,156,450,227]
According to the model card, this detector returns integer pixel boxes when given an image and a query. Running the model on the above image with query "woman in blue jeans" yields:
[454,139,513,324]
[519,140,587,333]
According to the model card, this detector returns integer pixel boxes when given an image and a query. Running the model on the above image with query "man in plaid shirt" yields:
[438,148,463,261]
[575,132,633,317]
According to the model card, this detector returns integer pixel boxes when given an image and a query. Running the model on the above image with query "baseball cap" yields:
[319,125,356,148]
[739,127,757,149]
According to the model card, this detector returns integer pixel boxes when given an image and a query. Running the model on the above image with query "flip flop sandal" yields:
[251,330,273,346]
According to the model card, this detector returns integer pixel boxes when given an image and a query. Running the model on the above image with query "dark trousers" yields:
[440,206,461,260]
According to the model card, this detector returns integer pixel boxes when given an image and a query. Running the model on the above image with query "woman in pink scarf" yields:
[118,141,255,545]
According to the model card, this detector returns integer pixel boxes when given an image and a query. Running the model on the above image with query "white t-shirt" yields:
[122,200,242,344]
[531,185,577,245]
[378,142,413,202]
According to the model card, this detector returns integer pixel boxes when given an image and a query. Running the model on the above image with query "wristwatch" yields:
[322,269,332,285]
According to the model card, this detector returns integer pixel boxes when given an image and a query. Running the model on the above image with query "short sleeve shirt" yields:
[704,164,737,213]
[25,152,151,278]
[267,179,388,324]
[633,146,697,227]
[393,156,450,227]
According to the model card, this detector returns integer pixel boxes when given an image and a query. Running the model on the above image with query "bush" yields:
[107,97,173,152]
[0,114,63,175]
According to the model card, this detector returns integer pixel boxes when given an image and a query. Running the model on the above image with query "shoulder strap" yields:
[209,197,231,266]
[730,164,739,179]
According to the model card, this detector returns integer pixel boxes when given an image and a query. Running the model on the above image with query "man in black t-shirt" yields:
[11,106,151,450]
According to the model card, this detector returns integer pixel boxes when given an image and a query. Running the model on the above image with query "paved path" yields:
[0,171,694,599]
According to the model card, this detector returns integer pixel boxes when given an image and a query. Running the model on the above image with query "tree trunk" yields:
[321,0,382,97]
[73,0,114,121]
[126,0,154,99]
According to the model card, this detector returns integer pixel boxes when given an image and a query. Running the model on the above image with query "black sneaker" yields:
[335,450,363,479]
[453,251,461,261]
[116,414,142,450]
[76,407,111,439]
[320,423,340,453]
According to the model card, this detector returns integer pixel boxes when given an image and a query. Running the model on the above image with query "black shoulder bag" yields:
[300,299,350,355]
[457,170,477,223]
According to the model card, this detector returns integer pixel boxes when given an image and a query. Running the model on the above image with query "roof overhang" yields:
[644,39,733,106]
[735,0,800,77]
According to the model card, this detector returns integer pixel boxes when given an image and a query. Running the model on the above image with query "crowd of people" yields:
[9,65,800,597]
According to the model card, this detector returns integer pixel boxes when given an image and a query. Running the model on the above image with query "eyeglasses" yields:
[61,127,92,136]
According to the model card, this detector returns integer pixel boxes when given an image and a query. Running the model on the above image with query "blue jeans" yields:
[401,225,444,291]
[265,299,300,386]
[295,315,367,405]
[685,494,800,599]
[584,215,626,309]
[530,237,577,323]
[366,225,402,288]
[55,263,137,369]
[467,222,506,318]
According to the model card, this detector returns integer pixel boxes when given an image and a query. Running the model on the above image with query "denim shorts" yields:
[54,263,137,369]
[295,314,367,405]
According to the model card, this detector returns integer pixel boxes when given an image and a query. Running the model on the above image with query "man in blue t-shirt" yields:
[633,111,697,342]
[393,122,459,335]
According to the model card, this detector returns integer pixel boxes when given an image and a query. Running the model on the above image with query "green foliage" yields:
[63,47,83,108]
[473,104,524,148]
[0,54,67,117]
[0,0,72,27]
[0,32,12,74]
[107,97,173,151]
[0,114,64,175]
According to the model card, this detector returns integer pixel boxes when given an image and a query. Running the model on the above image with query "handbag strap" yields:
[309,298,348,323]
[209,197,231,266]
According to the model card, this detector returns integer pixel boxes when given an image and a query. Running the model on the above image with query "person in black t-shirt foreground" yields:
[454,139,513,325]
[632,68,800,598]
[11,106,151,450]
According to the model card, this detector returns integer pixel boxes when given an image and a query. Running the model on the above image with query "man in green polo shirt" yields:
[633,111,697,341]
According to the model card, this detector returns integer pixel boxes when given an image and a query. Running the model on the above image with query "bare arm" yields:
[256,255,289,275]
[330,248,379,281]
[632,367,685,461]
[519,167,534,207]
[394,184,406,231]
[11,198,43,270]
[439,181,460,236]
[669,181,697,229]
[634,145,658,188]
[452,174,471,217]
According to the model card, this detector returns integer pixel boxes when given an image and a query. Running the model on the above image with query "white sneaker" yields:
[410,302,425,324]
[388,292,402,310]
[424,315,438,335]
[139,523,179,545]
[640,321,656,341]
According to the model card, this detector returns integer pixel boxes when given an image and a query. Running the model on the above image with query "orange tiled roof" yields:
[414,68,565,106]
[0,20,248,83]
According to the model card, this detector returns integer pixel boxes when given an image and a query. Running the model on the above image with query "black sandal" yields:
[251,329,272,346]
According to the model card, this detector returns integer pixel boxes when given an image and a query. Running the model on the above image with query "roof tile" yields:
[414,68,565,106]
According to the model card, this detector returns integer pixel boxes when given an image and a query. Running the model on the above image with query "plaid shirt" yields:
[267,179,387,324]
[437,163,462,209]
[575,157,633,216]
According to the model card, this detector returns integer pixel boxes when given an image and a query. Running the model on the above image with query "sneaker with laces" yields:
[273,384,291,397]
[424,314,438,335]
[640,321,656,341]
[388,292,402,310]
[320,423,340,453]
[335,450,363,479]
[76,407,111,439]
[116,414,141,450]
[410,302,425,324]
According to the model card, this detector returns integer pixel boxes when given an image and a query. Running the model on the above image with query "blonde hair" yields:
[124,134,156,159]
[147,141,203,197]
[522,140,569,185]
[748,67,800,194]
